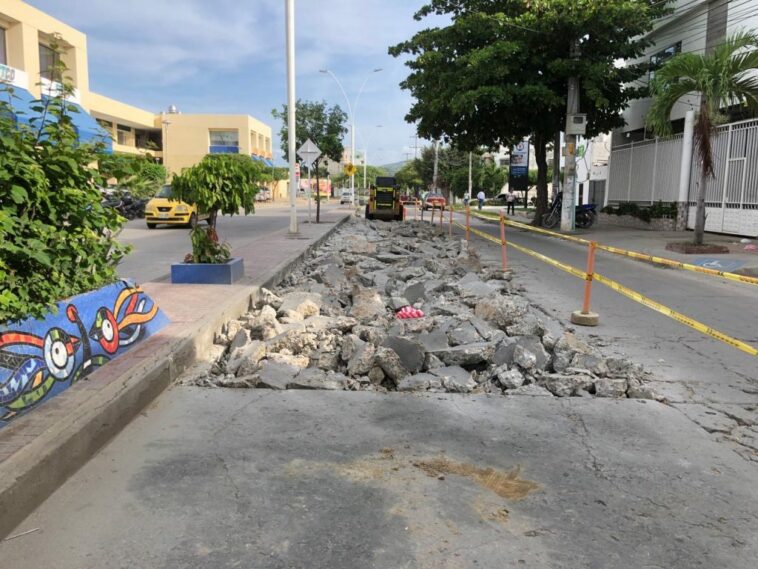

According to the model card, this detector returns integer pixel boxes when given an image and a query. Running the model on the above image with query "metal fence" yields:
[607,135,683,204]
[608,118,758,236]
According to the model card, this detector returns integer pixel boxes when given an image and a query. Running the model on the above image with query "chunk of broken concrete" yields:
[375,347,410,384]
[474,296,529,328]
[432,342,495,367]
[257,361,300,390]
[382,336,426,374]
[430,366,476,393]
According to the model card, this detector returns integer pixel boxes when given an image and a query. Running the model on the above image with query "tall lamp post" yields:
[162,120,171,173]
[319,67,382,204]
[285,0,298,234]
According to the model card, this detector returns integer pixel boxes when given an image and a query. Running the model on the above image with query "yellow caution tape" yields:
[468,211,758,286]
[593,273,758,357]
[455,222,588,280]
[453,220,758,357]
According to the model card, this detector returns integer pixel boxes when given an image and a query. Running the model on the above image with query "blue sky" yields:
[27,0,443,165]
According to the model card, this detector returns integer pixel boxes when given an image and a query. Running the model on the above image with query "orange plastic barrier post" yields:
[582,241,597,313]
[571,241,600,326]
[465,206,471,241]
[500,210,508,271]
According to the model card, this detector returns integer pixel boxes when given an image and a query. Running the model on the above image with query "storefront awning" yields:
[1,86,112,152]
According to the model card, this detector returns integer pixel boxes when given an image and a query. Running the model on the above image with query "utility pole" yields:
[285,0,298,234]
[410,135,420,160]
[468,151,473,202]
[561,40,581,232]
[432,139,440,192]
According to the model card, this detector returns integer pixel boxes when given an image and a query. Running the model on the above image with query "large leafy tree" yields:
[272,100,348,163]
[390,0,669,224]
[648,32,758,245]
[272,100,348,221]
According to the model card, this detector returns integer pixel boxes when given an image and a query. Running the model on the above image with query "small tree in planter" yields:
[171,155,264,283]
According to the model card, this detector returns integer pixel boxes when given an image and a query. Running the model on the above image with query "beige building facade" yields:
[0,0,273,175]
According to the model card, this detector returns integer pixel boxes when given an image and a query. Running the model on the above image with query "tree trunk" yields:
[533,132,549,226]
[695,167,707,245]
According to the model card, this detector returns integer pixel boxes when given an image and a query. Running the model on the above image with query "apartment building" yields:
[0,0,273,175]
[615,0,756,144]
[159,111,273,175]
[0,0,110,149]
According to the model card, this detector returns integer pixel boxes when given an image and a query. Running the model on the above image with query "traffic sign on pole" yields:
[298,138,322,165]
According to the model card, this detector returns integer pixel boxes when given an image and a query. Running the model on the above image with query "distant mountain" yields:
[379,160,408,176]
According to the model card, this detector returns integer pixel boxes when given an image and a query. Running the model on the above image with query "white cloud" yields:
[25,0,445,163]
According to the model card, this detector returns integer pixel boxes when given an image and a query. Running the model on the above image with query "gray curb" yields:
[0,214,350,538]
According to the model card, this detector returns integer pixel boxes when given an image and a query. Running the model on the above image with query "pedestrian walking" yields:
[477,190,485,211]
[506,189,516,215]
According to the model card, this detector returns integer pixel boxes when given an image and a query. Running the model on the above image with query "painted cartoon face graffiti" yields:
[0,283,167,425]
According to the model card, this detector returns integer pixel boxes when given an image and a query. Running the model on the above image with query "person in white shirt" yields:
[476,190,485,211]
[506,189,516,215]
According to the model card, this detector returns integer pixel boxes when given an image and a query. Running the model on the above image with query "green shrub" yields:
[0,83,128,322]
[98,153,168,199]
[602,201,678,223]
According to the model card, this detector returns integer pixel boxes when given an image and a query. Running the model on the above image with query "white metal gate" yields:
[687,119,758,237]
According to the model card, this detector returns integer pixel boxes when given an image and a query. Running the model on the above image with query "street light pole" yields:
[162,119,171,175]
[319,68,382,205]
[285,0,298,234]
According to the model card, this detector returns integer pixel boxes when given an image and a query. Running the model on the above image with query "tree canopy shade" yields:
[648,32,758,245]
[272,100,348,164]
[389,0,670,223]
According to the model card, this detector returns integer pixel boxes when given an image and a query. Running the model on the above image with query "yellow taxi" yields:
[145,185,210,229]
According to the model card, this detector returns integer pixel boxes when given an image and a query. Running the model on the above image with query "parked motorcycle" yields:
[541,191,597,229]
[100,188,147,220]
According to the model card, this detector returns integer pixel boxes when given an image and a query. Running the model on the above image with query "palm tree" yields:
[648,32,758,245]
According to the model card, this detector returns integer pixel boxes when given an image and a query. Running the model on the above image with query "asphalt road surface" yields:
[451,212,757,459]
[117,202,346,284]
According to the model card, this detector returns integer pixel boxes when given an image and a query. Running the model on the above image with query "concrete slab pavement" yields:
[0,211,351,538]
[2,389,756,569]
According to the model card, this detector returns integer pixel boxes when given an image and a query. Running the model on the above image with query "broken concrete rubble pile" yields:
[188,218,658,399]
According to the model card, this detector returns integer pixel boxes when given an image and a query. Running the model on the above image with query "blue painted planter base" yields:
[171,257,245,285]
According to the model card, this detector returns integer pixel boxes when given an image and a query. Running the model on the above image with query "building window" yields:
[0,28,7,66]
[209,129,239,153]
[39,43,61,82]
[116,124,131,146]
[499,158,509,168]
[649,42,681,82]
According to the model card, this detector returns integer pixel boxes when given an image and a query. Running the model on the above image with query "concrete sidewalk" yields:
[0,212,350,538]
[2,390,756,569]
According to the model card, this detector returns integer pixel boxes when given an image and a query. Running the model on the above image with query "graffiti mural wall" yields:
[0,281,169,427]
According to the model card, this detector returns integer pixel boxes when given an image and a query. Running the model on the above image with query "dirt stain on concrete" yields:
[412,457,539,501]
